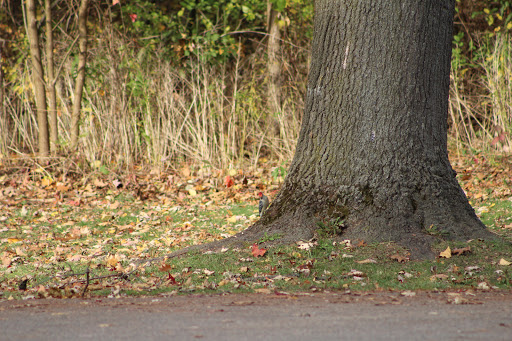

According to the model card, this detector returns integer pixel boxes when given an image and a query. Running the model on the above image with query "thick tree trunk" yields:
[45,0,58,149]
[237,0,495,258]
[70,0,89,151]
[25,0,50,157]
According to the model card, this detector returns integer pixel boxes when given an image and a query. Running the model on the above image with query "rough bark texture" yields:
[26,0,50,157]
[232,0,496,258]
[70,0,89,150]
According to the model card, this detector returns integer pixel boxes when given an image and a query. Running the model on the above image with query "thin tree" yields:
[25,0,50,157]
[267,0,281,114]
[70,0,89,151]
[45,0,58,149]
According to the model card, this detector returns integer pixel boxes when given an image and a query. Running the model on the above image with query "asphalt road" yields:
[1,291,511,340]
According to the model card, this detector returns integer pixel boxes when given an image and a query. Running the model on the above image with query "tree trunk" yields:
[70,0,89,151]
[267,3,281,114]
[237,0,495,258]
[45,0,58,149]
[0,40,5,122]
[25,0,50,157]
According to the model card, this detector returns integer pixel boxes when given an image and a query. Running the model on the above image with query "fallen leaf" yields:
[452,246,471,256]
[439,246,451,258]
[498,258,511,266]
[297,241,316,250]
[251,243,267,257]
[347,269,364,277]
[159,264,173,272]
[203,269,215,276]
[165,273,178,285]
[390,254,408,263]
[224,176,234,188]
[447,293,468,304]
[227,216,238,223]
[106,254,120,268]
[254,288,272,294]
[430,274,448,281]
[15,247,27,257]
[477,282,490,290]
[401,290,416,297]
[356,258,377,264]
[1,253,12,267]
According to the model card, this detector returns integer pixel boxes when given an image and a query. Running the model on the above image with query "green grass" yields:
[1,191,511,300]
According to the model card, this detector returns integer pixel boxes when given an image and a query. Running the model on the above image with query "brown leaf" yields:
[452,246,471,256]
[159,263,173,272]
[390,254,409,263]
[356,240,367,247]
[251,243,267,257]
[430,274,448,281]
[356,258,377,264]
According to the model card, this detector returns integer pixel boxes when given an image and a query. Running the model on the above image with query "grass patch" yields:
[1,156,512,299]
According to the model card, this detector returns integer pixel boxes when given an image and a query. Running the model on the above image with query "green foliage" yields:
[259,232,284,243]
[271,164,287,181]
[316,217,345,238]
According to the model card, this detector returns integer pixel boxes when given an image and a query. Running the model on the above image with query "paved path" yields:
[1,291,511,340]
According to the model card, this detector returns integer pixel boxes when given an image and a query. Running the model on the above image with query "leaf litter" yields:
[1,154,512,299]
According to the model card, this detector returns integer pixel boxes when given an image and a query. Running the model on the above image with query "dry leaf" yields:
[430,274,448,281]
[390,254,409,263]
[159,263,173,272]
[203,269,215,276]
[251,243,267,258]
[297,241,315,250]
[254,288,272,294]
[439,246,452,258]
[498,258,511,266]
[106,254,120,268]
[224,176,234,188]
[452,246,471,256]
[356,258,377,264]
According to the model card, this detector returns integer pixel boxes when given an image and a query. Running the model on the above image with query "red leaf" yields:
[166,273,178,285]
[224,175,234,188]
[251,243,267,257]
[129,13,137,22]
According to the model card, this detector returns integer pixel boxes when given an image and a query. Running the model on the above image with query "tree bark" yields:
[45,0,58,149]
[0,40,5,123]
[237,0,495,258]
[25,0,50,157]
[70,0,89,151]
[267,3,281,114]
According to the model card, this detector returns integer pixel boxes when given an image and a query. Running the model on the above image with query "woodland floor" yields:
[1,150,512,300]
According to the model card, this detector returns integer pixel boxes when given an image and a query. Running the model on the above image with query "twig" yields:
[81,266,89,297]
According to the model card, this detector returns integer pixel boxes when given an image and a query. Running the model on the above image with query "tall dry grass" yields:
[449,33,512,156]
[2,29,510,170]
[0,28,306,171]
